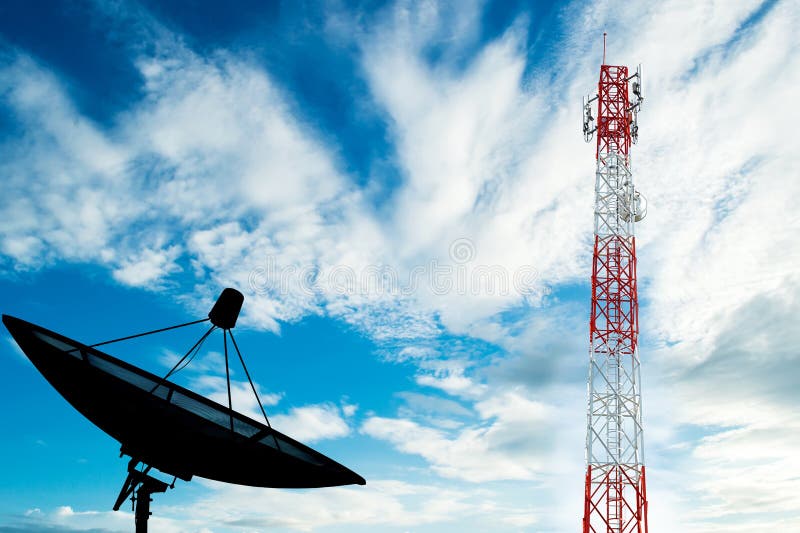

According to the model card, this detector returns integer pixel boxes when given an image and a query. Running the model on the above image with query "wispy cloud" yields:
[1,0,798,531]
[363,387,558,483]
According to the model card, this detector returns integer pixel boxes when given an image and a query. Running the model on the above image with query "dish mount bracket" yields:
[113,458,171,533]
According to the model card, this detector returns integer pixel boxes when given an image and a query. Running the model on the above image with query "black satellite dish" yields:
[3,288,365,532]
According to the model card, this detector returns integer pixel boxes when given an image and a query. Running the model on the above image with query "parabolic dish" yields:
[3,314,365,489]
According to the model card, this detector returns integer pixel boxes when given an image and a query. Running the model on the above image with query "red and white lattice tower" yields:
[580,37,648,533]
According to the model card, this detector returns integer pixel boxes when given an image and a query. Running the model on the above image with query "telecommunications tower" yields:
[580,36,648,533]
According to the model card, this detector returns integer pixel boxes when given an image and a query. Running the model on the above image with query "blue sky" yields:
[1,1,798,532]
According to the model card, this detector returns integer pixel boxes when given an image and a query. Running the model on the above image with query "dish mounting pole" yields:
[113,459,171,533]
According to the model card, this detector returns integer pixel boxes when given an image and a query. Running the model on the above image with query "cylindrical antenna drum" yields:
[208,288,244,329]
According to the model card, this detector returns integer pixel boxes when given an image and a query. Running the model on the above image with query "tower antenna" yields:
[580,47,648,533]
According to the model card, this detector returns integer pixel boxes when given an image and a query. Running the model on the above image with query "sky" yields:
[0,0,798,531]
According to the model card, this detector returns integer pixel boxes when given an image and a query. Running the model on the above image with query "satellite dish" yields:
[3,288,365,532]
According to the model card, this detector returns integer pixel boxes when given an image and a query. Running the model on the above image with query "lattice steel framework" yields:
[581,59,648,533]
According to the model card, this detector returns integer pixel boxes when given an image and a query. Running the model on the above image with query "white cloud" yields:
[158,349,227,376]
[2,0,799,531]
[11,480,541,533]
[271,403,351,443]
[178,478,522,532]
[396,391,472,418]
[14,504,203,533]
[341,402,358,417]
[362,388,556,483]
[112,244,182,287]
[353,1,800,529]
[190,375,283,421]
[357,4,590,335]
[1,0,573,341]
[0,57,141,270]
[189,372,351,443]
[0,23,376,311]
[415,369,480,398]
